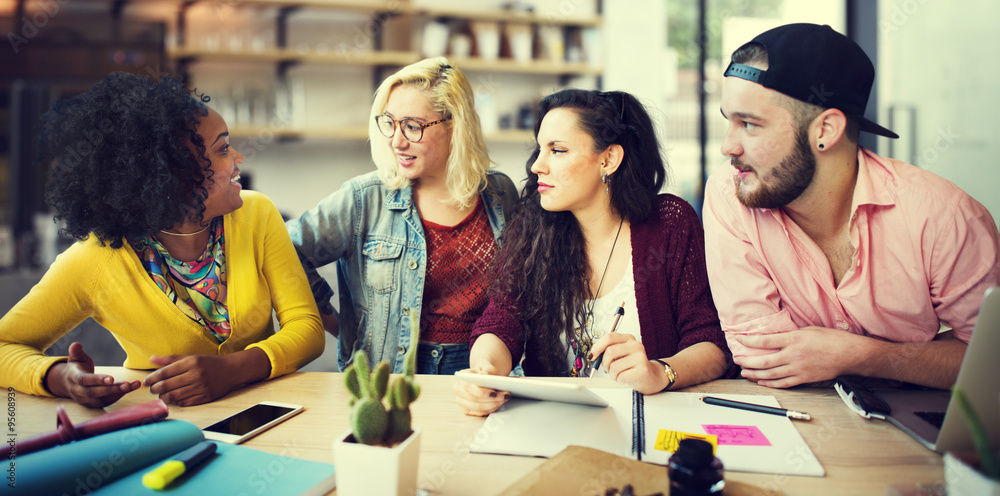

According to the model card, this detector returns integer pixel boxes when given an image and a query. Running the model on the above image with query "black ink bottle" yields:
[667,439,725,496]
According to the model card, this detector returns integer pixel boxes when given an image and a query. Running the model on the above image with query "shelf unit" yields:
[167,47,601,76]
[167,46,421,67]
[218,0,602,26]
[169,1,602,74]
[167,0,602,141]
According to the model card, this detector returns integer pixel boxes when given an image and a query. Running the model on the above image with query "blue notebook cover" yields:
[99,440,337,495]
[15,419,336,496]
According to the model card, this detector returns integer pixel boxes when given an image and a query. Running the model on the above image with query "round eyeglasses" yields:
[374,113,451,143]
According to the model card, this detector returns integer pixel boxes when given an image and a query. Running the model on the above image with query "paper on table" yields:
[470,390,824,477]
[641,392,824,476]
[469,389,634,459]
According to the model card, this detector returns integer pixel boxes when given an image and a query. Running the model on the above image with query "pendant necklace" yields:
[571,216,625,377]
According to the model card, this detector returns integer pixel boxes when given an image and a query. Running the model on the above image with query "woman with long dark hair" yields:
[456,89,733,415]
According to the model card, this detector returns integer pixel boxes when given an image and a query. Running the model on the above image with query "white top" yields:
[564,259,639,377]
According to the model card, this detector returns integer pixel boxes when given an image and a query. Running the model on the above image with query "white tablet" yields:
[455,371,610,407]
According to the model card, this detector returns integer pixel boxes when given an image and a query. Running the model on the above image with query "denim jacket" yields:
[287,170,518,372]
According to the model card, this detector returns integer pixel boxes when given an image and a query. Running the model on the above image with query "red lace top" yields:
[420,200,497,344]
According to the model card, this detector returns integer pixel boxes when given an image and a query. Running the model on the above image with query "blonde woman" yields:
[288,58,517,374]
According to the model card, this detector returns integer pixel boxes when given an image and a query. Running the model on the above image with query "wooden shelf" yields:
[168,47,420,66]
[446,56,602,76]
[221,0,415,12]
[167,1,601,145]
[295,50,419,66]
[169,48,601,76]
[111,0,417,13]
[170,47,287,63]
[110,0,600,26]
[225,2,603,26]
[229,126,534,142]
[216,1,602,26]
[419,8,601,27]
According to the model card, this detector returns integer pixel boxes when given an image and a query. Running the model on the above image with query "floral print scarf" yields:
[130,217,230,342]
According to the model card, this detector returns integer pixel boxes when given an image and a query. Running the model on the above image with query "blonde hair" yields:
[369,57,492,208]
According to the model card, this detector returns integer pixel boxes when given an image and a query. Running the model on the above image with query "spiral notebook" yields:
[469,389,824,476]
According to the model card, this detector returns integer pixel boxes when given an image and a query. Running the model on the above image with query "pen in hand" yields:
[589,301,625,379]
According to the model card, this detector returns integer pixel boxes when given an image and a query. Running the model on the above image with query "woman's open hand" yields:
[45,342,140,408]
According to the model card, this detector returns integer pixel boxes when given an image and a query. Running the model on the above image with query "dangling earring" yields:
[601,161,610,194]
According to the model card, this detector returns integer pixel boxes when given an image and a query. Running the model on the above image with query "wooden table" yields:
[13,368,945,495]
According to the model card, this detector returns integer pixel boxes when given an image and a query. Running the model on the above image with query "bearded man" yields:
[704,23,1000,389]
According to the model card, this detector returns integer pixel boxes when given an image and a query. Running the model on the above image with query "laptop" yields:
[837,286,1000,452]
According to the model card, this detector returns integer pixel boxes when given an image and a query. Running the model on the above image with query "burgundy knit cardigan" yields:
[472,194,737,378]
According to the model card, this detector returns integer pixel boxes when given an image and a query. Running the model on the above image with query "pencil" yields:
[589,301,626,379]
[701,395,811,421]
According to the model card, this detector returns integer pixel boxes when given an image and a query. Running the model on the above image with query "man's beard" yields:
[734,127,816,209]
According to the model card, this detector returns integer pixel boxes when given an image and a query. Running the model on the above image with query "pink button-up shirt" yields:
[704,148,1000,357]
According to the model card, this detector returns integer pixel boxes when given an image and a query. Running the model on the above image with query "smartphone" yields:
[201,401,304,444]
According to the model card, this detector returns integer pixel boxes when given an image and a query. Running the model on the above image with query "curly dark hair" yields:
[491,89,668,375]
[41,72,212,248]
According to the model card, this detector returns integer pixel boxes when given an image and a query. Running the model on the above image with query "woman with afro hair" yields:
[0,72,324,408]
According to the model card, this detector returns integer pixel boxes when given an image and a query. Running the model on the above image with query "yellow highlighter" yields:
[142,440,217,490]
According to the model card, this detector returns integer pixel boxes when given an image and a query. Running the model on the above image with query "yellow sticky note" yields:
[653,429,718,454]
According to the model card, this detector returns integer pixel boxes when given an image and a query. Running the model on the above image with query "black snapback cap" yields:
[724,23,898,139]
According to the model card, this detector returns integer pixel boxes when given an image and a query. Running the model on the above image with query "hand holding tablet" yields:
[454,365,511,417]
[455,370,610,408]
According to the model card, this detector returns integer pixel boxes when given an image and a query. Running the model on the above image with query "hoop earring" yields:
[601,172,608,184]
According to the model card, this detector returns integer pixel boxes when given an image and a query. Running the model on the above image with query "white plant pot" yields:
[333,428,421,496]
[945,451,1000,496]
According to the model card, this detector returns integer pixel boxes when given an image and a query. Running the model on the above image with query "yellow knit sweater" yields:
[0,191,324,396]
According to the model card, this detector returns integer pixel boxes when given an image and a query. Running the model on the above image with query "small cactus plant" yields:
[344,312,421,447]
